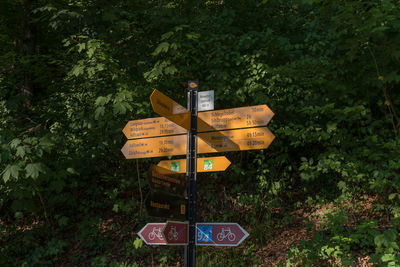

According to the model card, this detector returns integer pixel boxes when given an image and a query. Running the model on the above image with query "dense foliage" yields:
[1,0,399,266]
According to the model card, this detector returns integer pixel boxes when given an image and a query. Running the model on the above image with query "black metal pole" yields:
[185,81,198,267]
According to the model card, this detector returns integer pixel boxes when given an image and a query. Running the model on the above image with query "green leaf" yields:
[67,167,79,175]
[186,33,200,40]
[16,146,26,158]
[337,181,347,191]
[87,47,95,58]
[96,63,105,71]
[153,42,169,55]
[95,96,110,106]
[113,102,126,115]
[2,165,11,182]
[39,137,54,151]
[161,31,174,40]
[164,65,178,75]
[10,165,20,179]
[327,122,337,133]
[10,139,21,149]
[77,42,86,52]
[25,163,44,179]
[95,106,105,120]
[133,237,143,249]
[381,253,394,262]
[112,204,119,212]
[71,65,84,77]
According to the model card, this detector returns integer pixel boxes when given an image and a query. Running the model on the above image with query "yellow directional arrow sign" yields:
[121,134,187,159]
[157,156,231,173]
[197,104,274,132]
[121,127,275,159]
[125,91,274,140]
[122,117,186,139]
[150,89,191,131]
[198,126,275,153]
[150,89,274,133]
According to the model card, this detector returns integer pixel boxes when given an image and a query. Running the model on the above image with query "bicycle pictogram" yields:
[148,227,163,240]
[216,227,235,241]
[168,226,179,240]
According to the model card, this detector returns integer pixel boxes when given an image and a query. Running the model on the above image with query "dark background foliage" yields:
[1,0,399,266]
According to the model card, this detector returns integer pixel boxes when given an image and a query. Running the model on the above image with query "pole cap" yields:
[188,81,198,91]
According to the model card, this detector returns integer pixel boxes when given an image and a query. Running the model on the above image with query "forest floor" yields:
[0,195,392,266]
[257,195,389,266]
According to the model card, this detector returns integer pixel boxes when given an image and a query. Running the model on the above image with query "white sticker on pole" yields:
[198,90,214,111]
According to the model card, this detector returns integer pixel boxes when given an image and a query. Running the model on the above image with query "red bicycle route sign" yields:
[161,221,189,245]
[137,223,166,245]
[196,223,249,247]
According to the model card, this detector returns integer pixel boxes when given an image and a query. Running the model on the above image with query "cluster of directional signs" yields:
[121,87,275,248]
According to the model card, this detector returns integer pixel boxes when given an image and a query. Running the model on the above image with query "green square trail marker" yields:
[203,159,213,170]
[171,161,180,172]
[157,157,231,173]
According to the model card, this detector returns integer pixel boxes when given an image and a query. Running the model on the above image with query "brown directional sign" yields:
[147,165,186,196]
[157,156,231,173]
[150,89,191,131]
[123,104,274,140]
[121,127,275,159]
[145,192,186,220]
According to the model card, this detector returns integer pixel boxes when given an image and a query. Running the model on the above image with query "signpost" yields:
[196,223,249,247]
[157,156,231,173]
[162,221,189,245]
[138,223,166,245]
[122,83,276,267]
[147,165,186,196]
